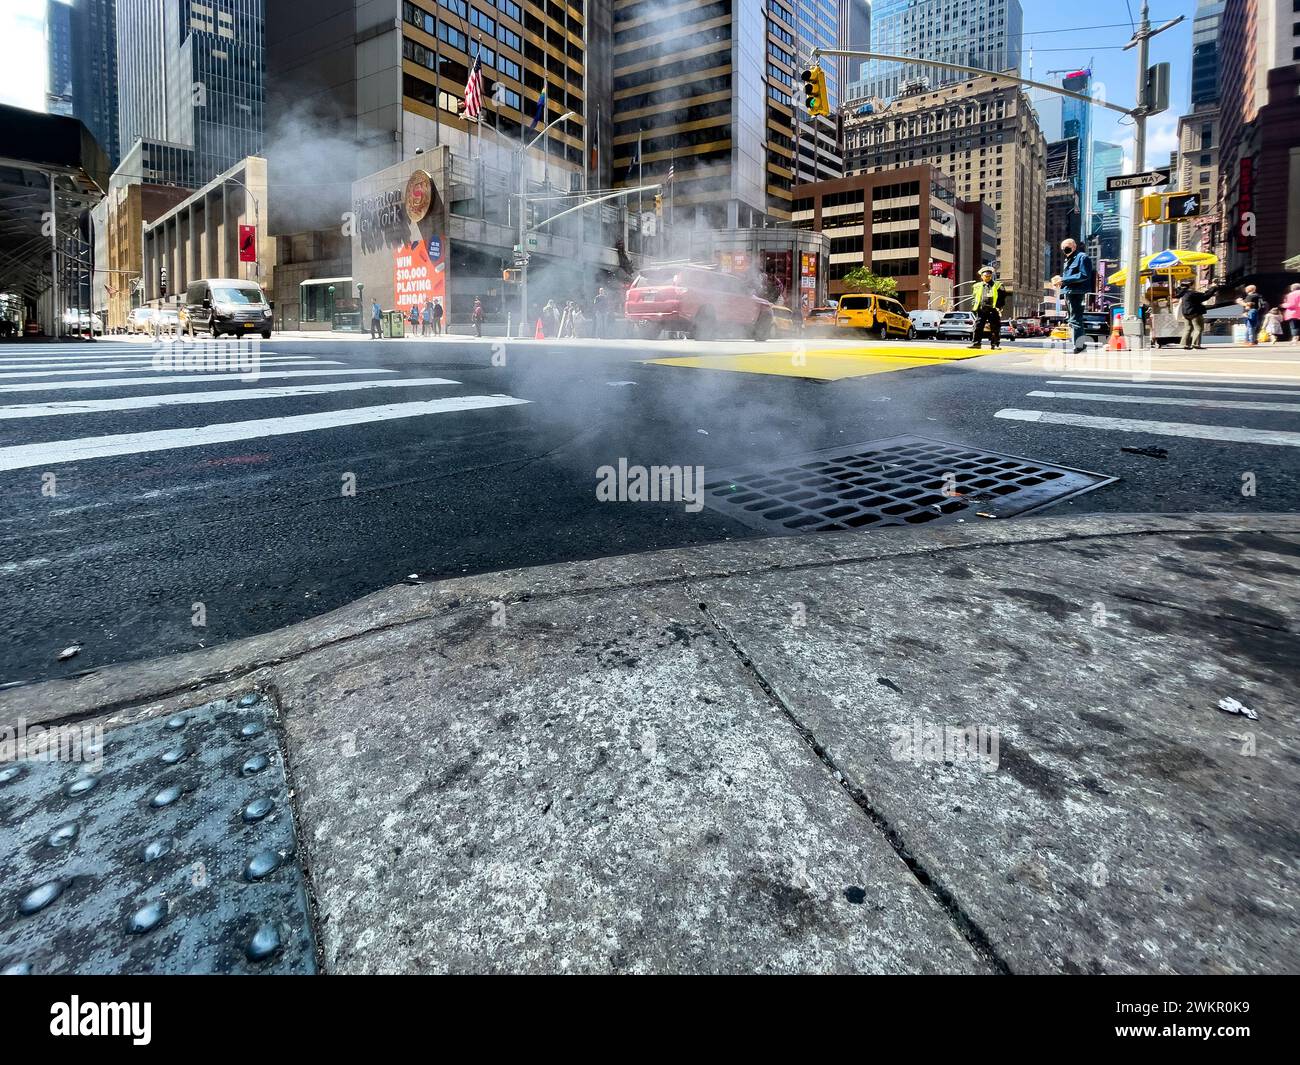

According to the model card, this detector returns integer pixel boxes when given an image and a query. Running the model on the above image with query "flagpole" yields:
[637,130,643,255]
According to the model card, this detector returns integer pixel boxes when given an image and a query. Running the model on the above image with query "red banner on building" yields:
[1236,157,1254,254]
[238,224,256,263]
[393,236,448,311]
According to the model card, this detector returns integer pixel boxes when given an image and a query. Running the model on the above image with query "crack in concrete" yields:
[690,588,1011,975]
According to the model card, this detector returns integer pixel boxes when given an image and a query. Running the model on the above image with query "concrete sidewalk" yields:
[3,514,1298,974]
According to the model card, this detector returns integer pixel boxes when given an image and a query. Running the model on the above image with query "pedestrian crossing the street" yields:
[996,372,1300,448]
[0,344,529,473]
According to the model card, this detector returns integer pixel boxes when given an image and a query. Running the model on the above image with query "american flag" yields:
[667,160,674,182]
[465,55,483,120]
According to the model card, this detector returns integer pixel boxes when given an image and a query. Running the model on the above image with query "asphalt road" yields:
[2,333,1297,686]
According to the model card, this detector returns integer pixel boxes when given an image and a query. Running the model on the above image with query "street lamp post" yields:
[220,176,261,283]
[518,111,575,337]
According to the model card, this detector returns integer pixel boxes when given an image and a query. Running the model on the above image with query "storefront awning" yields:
[299,277,352,287]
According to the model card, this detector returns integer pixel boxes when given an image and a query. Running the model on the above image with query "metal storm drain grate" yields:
[703,435,1115,535]
[0,693,317,975]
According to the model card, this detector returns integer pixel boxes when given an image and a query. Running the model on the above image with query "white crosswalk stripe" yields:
[0,368,396,394]
[0,378,460,420]
[1001,370,1300,448]
[1026,390,1300,414]
[995,409,1300,447]
[1046,379,1300,397]
[0,397,531,472]
[0,353,296,366]
[0,353,304,365]
[0,340,533,471]
[0,359,341,380]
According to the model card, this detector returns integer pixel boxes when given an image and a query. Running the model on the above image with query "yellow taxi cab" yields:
[771,304,797,337]
[835,293,915,339]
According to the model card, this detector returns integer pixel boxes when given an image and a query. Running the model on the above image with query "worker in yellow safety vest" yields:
[968,266,1008,350]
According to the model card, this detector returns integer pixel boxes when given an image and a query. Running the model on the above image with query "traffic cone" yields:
[535,318,545,340]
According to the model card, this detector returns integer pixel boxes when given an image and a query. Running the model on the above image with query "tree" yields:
[840,267,898,298]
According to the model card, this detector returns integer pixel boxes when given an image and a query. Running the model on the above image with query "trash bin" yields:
[382,310,405,338]
[1231,323,1247,344]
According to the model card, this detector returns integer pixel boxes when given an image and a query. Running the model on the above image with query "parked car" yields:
[1082,312,1112,340]
[127,307,158,334]
[771,304,797,338]
[835,293,914,339]
[1011,318,1042,337]
[623,266,773,340]
[802,306,838,337]
[937,311,976,340]
[183,278,274,338]
[1000,320,1017,342]
[156,309,181,336]
[908,309,945,338]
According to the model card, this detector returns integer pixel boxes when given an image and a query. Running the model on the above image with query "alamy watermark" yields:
[889,720,1000,773]
[150,336,262,381]
[1,718,104,769]
[596,458,706,513]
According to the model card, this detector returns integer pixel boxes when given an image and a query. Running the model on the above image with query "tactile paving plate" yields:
[0,693,317,974]
[702,435,1116,535]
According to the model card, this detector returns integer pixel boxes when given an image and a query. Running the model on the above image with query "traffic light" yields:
[1163,191,1203,222]
[802,66,829,117]
[1141,194,1163,223]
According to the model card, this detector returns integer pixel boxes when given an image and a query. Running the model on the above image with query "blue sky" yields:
[1021,0,1193,169]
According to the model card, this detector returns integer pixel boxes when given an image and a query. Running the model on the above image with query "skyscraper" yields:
[849,0,1024,103]
[1059,69,1092,247]
[842,74,1047,315]
[46,1,75,117]
[1191,0,1225,107]
[1088,140,1123,277]
[1216,0,1300,288]
[794,0,846,184]
[837,0,870,93]
[117,0,264,184]
[613,0,796,227]
[46,0,120,165]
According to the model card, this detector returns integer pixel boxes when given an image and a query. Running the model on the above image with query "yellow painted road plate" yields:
[647,345,988,382]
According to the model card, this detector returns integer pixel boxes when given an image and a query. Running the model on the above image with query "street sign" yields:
[1107,168,1171,191]
[526,235,539,250]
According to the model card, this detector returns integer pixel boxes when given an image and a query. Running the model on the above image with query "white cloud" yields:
[0,0,50,113]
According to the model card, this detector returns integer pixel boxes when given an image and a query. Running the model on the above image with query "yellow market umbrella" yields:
[1107,249,1219,286]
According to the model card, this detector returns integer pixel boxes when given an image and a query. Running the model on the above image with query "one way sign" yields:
[1107,168,1172,191]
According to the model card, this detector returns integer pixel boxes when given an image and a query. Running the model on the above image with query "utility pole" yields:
[1120,1,1181,342]
[519,111,576,336]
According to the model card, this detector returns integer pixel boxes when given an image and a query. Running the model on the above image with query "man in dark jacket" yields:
[1052,238,1096,354]
[1178,280,1219,350]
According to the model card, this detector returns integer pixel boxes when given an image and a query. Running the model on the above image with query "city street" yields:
[2,332,1296,687]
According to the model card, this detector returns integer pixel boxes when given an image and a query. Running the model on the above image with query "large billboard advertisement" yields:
[393,236,447,312]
